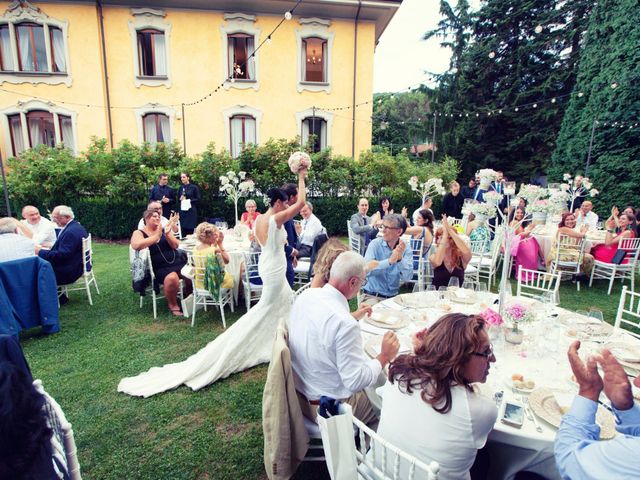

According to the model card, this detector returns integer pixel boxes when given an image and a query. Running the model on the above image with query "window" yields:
[229,115,256,158]
[49,27,65,73]
[59,115,73,145]
[26,111,55,147]
[8,114,24,154]
[227,33,255,80]
[0,24,13,71]
[15,23,47,72]
[142,113,170,144]
[302,117,327,152]
[137,29,167,77]
[302,37,327,83]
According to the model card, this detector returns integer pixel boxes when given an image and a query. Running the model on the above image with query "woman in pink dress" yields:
[240,199,260,229]
[510,207,542,281]
[591,212,636,263]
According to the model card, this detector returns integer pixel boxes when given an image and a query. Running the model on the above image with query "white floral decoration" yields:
[219,170,256,224]
[408,176,446,202]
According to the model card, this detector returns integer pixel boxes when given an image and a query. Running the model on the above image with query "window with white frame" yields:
[295,18,333,93]
[137,29,167,77]
[3,102,76,157]
[227,33,255,80]
[142,113,170,144]
[229,114,256,158]
[0,2,70,84]
[302,116,327,152]
[128,8,171,87]
[302,37,327,83]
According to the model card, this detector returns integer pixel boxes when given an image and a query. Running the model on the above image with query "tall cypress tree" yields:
[551,0,640,210]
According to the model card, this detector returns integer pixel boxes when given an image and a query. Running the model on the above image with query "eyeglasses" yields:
[472,344,494,358]
[380,224,400,231]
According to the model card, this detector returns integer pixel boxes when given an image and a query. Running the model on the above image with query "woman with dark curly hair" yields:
[0,362,68,480]
[376,314,497,480]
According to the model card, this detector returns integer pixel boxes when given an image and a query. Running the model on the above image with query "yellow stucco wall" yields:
[0,1,375,160]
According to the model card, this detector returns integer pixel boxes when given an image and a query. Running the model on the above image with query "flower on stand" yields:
[478,168,499,183]
[219,170,256,224]
[484,190,504,206]
[548,190,570,215]
[560,173,598,211]
[408,176,446,203]
[518,184,547,204]
[504,302,534,332]
[528,199,550,214]
[462,202,497,219]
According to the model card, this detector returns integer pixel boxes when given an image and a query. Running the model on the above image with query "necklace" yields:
[147,229,176,264]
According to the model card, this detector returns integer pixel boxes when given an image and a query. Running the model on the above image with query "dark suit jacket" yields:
[38,220,88,285]
[283,219,298,287]
[149,184,176,219]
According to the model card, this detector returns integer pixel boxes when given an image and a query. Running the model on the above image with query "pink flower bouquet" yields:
[287,151,312,174]
[479,308,503,327]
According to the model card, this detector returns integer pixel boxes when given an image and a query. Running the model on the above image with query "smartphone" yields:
[501,401,525,428]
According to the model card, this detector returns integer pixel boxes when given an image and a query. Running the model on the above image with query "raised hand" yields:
[598,349,634,410]
[567,341,603,402]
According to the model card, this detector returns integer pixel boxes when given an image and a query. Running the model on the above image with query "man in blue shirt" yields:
[361,213,413,305]
[554,340,640,479]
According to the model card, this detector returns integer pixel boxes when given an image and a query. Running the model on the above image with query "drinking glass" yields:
[426,285,436,292]
[462,281,476,291]
[448,277,460,288]
[499,279,513,299]
[477,283,488,294]
[437,286,448,302]
[588,308,604,323]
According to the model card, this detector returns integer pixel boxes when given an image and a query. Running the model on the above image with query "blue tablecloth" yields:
[0,257,60,335]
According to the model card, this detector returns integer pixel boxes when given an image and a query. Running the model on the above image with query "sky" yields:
[373,0,476,93]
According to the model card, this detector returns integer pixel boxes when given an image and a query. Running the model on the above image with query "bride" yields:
[118,169,307,397]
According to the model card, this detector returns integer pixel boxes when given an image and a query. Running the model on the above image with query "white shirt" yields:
[0,233,36,262]
[137,216,169,230]
[575,211,598,229]
[298,213,324,247]
[288,284,382,400]
[376,382,497,480]
[20,217,56,246]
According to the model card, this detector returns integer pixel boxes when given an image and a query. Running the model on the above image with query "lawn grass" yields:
[20,242,625,479]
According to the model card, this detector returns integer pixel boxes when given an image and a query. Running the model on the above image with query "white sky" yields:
[373,0,478,93]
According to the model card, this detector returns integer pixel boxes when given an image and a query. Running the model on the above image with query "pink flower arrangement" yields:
[287,151,312,174]
[505,303,528,322]
[479,308,503,326]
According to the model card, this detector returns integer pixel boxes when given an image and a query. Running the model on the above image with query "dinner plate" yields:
[504,375,536,393]
[606,342,640,364]
[393,293,425,309]
[364,335,412,358]
[364,310,411,330]
[448,288,477,304]
[529,388,616,439]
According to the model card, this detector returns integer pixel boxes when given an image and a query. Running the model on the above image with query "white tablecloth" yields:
[360,291,637,480]
[530,225,606,261]
[179,234,251,303]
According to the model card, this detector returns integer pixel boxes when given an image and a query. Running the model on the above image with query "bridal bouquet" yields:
[288,151,312,174]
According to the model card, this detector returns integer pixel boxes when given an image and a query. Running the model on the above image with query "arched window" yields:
[302,117,327,152]
[137,29,167,77]
[142,113,170,144]
[302,37,327,83]
[229,115,256,158]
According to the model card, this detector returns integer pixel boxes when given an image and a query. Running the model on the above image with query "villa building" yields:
[0,0,401,161]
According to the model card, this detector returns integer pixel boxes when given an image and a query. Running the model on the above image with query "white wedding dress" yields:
[118,215,293,397]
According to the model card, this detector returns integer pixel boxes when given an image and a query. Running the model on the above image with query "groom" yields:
[281,183,299,287]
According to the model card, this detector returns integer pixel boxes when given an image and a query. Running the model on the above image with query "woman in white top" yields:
[377,313,498,480]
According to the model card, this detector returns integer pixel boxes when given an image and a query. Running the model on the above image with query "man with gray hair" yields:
[0,217,36,262]
[362,213,413,305]
[295,201,324,258]
[289,251,399,427]
[38,206,88,298]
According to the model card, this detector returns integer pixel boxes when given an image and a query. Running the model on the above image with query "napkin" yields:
[359,322,388,336]
[180,199,192,211]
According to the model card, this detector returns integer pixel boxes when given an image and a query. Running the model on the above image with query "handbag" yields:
[131,251,147,283]
[317,402,358,480]
[612,249,627,265]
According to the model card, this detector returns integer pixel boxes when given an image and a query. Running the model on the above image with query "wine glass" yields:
[437,286,448,303]
[462,281,476,291]
[448,277,460,288]
[477,283,488,294]
[588,308,604,324]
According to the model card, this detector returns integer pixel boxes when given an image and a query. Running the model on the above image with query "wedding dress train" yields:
[118,216,293,397]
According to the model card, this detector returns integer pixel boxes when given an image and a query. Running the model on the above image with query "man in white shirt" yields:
[412,196,434,225]
[295,201,324,257]
[575,201,598,229]
[137,201,178,235]
[20,205,56,247]
[0,217,36,262]
[289,251,399,426]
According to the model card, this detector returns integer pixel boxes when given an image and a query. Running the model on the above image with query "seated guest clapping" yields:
[0,217,35,262]
[350,198,381,255]
[404,209,435,268]
[376,313,497,480]
[192,222,234,291]
[240,199,260,230]
[370,196,394,225]
[362,213,413,305]
[555,341,640,479]
[37,206,88,294]
[131,209,188,316]
[20,205,56,247]
[591,212,636,263]
[430,216,472,289]
[546,212,593,275]
[289,251,399,427]
[294,201,324,258]
[574,201,598,230]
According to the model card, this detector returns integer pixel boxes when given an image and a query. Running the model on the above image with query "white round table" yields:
[530,225,606,261]
[359,290,636,480]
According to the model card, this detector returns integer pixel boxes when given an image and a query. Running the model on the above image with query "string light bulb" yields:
[489,51,496,59]
[578,92,584,97]
[284,11,292,20]
[551,98,556,103]
[611,82,618,89]
[535,25,543,34]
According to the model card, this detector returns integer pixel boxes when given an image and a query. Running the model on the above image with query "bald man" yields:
[20,205,56,247]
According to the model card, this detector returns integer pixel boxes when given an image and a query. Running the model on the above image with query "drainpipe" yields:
[96,1,114,149]
[351,0,362,158]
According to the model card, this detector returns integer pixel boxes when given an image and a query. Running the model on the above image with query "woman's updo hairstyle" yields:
[266,188,288,207]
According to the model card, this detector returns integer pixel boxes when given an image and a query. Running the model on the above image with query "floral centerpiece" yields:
[478,168,499,189]
[548,190,570,217]
[462,202,496,220]
[219,170,256,225]
[484,190,504,207]
[503,302,535,344]
[408,176,446,203]
[561,173,599,211]
[479,308,504,340]
[517,184,547,204]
